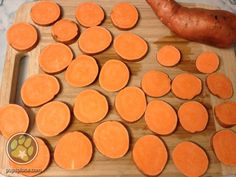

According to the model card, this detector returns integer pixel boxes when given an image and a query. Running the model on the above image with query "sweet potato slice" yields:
[65,55,98,87]
[214,102,236,127]
[212,129,236,166]
[196,51,220,74]
[172,141,209,177]
[7,22,38,51]
[52,19,79,44]
[141,70,171,97]
[115,86,146,122]
[10,137,50,177]
[132,135,168,176]
[75,2,104,27]
[78,26,112,54]
[36,101,70,137]
[99,59,129,92]
[0,104,29,139]
[31,1,61,26]
[114,32,148,61]
[178,101,208,133]
[111,3,139,29]
[39,42,73,74]
[206,72,233,99]
[93,121,129,159]
[171,73,202,100]
[156,45,181,67]
[74,89,108,123]
[54,131,93,170]
[145,100,177,135]
[21,74,60,107]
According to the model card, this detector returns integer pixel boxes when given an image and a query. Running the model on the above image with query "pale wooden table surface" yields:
[0,0,236,176]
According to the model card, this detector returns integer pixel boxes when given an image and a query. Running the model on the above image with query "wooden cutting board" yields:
[0,0,236,176]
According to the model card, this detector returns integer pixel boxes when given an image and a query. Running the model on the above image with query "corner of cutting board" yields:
[15,1,35,21]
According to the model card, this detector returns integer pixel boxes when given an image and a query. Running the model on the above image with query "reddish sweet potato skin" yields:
[146,0,236,48]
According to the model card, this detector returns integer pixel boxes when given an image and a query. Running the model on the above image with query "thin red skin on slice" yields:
[36,101,71,137]
[111,2,139,29]
[145,100,177,135]
[65,55,99,87]
[93,121,129,159]
[114,32,148,61]
[73,89,108,123]
[0,104,29,139]
[171,73,202,100]
[54,131,93,170]
[39,43,73,74]
[156,45,181,67]
[132,135,168,176]
[78,26,112,54]
[206,72,233,99]
[115,86,147,123]
[178,101,208,133]
[212,129,236,166]
[214,102,236,127]
[75,2,105,27]
[196,51,220,74]
[172,141,209,177]
[141,70,171,97]
[51,19,80,44]
[31,1,61,26]
[7,22,38,51]
[21,74,60,107]
[99,59,130,92]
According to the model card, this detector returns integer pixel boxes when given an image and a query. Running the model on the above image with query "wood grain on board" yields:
[0,0,236,176]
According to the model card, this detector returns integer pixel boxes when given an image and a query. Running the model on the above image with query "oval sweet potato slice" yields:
[54,131,93,170]
[65,55,98,87]
[93,121,129,159]
[99,59,129,92]
[178,101,208,133]
[7,22,38,51]
[141,70,171,97]
[21,74,60,107]
[114,32,148,61]
[132,135,168,176]
[196,51,220,74]
[36,101,70,137]
[115,86,146,122]
[39,42,73,74]
[145,100,177,135]
[172,141,209,177]
[78,26,112,54]
[75,2,104,27]
[0,104,29,139]
[31,1,61,26]
[212,129,236,166]
[171,73,202,100]
[214,102,236,127]
[52,19,79,44]
[156,45,181,67]
[111,2,139,29]
[206,72,233,99]
[10,137,50,177]
[74,89,108,123]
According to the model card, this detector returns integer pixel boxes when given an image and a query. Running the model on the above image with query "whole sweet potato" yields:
[146,0,236,48]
